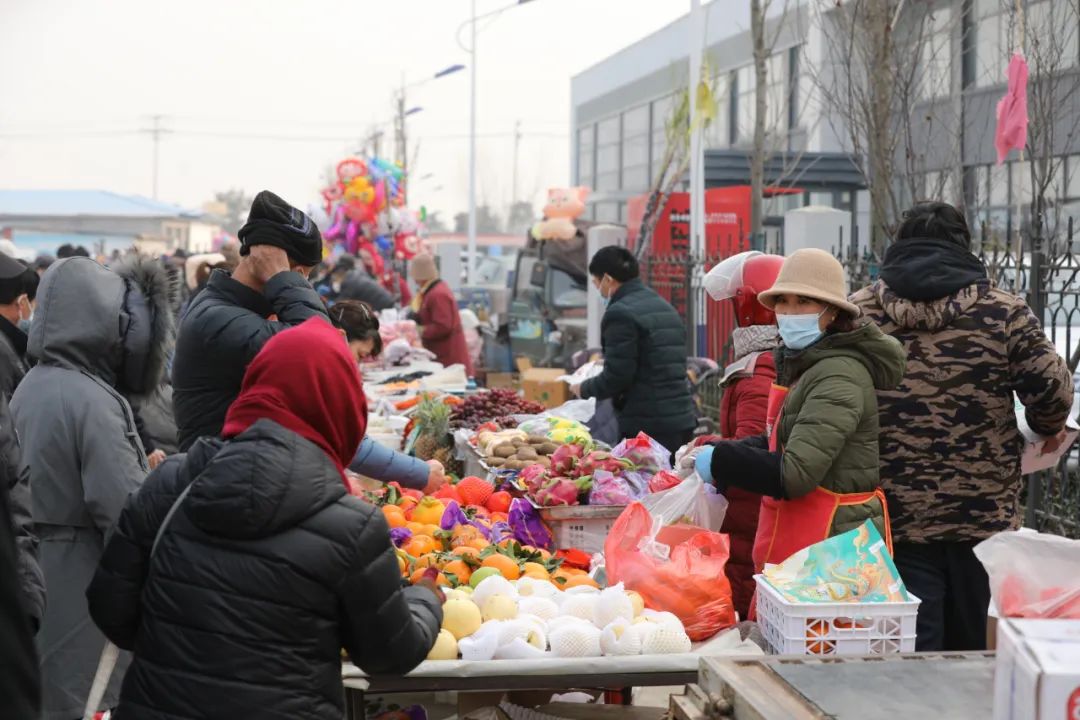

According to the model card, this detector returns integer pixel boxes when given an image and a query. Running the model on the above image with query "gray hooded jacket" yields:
[11,256,172,720]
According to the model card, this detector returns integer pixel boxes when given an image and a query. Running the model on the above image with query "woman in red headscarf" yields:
[87,318,442,720]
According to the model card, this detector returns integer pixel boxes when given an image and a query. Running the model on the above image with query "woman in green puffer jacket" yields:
[695,248,906,573]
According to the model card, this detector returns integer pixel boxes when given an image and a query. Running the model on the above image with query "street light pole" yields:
[467,0,478,285]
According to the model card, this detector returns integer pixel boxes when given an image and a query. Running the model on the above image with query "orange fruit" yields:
[397,495,419,513]
[443,560,473,585]
[414,553,445,570]
[397,554,408,576]
[409,497,447,526]
[403,536,439,558]
[522,562,550,579]
[382,505,407,528]
[410,568,450,587]
[466,537,491,551]
[490,512,509,524]
[563,575,600,590]
[481,553,521,580]
[405,521,424,535]
[551,569,574,587]
[536,549,553,562]
[416,524,442,538]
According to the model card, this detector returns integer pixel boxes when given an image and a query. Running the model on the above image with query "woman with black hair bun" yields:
[328,300,383,361]
[571,245,696,458]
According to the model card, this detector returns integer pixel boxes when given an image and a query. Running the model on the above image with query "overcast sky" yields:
[0,0,700,226]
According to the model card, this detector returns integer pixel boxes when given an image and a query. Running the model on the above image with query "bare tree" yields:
[636,73,708,259]
[806,0,964,253]
[1011,0,1080,250]
[749,0,793,241]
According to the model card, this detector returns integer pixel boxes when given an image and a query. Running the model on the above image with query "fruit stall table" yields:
[336,634,760,720]
[341,630,763,720]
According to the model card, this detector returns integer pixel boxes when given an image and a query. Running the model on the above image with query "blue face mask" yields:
[17,319,30,334]
[777,311,825,350]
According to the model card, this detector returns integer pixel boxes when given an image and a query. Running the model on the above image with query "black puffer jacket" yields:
[172,270,328,451]
[86,419,442,720]
[580,278,695,438]
[338,269,395,311]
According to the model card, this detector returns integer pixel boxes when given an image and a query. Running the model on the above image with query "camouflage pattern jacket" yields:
[851,280,1073,543]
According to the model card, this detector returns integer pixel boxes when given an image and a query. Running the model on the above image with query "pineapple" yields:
[414,397,452,461]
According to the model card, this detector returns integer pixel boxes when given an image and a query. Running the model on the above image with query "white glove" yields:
[674,443,706,479]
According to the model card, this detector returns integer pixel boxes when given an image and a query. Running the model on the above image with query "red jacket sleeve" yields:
[421,291,456,342]
[731,358,775,440]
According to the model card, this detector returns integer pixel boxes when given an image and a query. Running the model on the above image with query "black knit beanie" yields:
[238,190,323,267]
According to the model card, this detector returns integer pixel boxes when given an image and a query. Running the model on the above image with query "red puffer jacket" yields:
[418,280,473,375]
[697,351,775,621]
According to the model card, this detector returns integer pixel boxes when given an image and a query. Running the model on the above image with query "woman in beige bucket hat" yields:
[694,248,907,614]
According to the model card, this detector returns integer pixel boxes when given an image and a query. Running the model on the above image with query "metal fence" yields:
[640,223,1080,539]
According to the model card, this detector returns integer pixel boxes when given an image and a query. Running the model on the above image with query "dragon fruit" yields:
[550,443,586,476]
[518,464,550,495]
[575,450,633,480]
[535,477,582,507]
[588,469,643,505]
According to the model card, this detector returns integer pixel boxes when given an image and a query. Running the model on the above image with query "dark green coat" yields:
[580,279,695,438]
[773,322,906,537]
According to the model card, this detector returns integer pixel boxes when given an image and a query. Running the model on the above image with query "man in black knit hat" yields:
[172,190,329,451]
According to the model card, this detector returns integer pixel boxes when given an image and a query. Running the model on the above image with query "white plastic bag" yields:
[512,397,597,425]
[556,361,604,385]
[640,473,728,532]
[974,529,1080,619]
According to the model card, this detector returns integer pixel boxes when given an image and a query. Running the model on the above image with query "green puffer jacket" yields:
[773,322,906,538]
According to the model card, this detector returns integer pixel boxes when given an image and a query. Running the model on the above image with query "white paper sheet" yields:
[1015,395,1079,473]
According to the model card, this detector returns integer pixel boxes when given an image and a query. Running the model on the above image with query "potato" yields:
[486,457,506,467]
[511,438,527,447]
[494,443,517,458]
[528,435,549,445]
[516,446,538,460]
[537,456,551,468]
[538,442,559,455]
[504,459,527,470]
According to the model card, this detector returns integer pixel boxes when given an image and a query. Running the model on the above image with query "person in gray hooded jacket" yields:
[11,255,173,720]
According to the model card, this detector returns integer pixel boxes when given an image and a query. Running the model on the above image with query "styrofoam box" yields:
[754,575,920,656]
[993,619,1080,720]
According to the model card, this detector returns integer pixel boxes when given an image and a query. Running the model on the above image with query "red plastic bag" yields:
[604,502,736,641]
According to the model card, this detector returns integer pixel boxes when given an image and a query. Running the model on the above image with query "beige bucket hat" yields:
[757,248,860,317]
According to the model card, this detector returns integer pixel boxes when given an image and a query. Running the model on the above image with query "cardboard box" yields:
[484,372,518,390]
[516,358,570,409]
[994,619,1080,719]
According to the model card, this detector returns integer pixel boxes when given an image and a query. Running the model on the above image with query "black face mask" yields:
[879,238,988,301]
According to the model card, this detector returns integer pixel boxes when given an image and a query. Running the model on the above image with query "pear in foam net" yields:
[549,623,602,658]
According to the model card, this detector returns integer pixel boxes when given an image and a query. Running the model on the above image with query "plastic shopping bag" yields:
[974,529,1080,619]
[604,496,736,641]
[641,473,728,532]
[587,469,645,505]
[612,432,672,473]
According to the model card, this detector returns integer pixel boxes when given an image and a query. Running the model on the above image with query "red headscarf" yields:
[222,318,367,480]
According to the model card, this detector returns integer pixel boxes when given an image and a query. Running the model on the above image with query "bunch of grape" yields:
[451,388,546,429]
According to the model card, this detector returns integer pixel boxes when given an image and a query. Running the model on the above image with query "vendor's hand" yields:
[569,383,582,398]
[248,244,291,284]
[147,449,167,470]
[423,459,446,495]
[694,446,715,483]
[1040,427,1071,455]
[675,443,704,479]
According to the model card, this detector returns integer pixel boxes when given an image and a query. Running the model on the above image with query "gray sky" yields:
[0,0,691,226]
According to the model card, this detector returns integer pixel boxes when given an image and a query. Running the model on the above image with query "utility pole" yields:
[142,114,169,200]
[511,119,522,208]
[397,81,409,204]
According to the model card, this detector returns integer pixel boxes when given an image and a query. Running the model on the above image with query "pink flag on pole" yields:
[995,53,1029,165]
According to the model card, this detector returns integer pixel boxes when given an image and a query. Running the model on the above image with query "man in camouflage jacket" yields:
[852,202,1073,652]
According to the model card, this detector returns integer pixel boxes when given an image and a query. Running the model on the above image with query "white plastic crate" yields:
[754,575,920,656]
[538,505,625,554]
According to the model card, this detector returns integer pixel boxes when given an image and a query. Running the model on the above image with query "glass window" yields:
[595,172,619,192]
[651,94,676,182]
[734,54,787,143]
[622,105,649,137]
[1067,155,1080,198]
[704,74,730,149]
[595,202,620,223]
[990,163,1009,205]
[975,10,1006,87]
[1011,160,1032,202]
[919,7,952,100]
[1028,1,1079,70]
[577,125,594,186]
[622,166,649,193]
[597,116,620,145]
